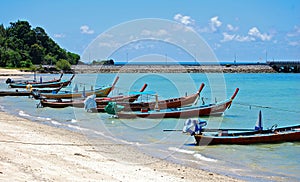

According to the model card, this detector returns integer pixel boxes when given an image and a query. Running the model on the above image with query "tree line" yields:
[0,20,80,70]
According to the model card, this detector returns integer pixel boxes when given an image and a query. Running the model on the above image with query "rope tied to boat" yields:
[235,102,300,114]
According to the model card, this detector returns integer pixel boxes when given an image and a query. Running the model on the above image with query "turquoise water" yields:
[0,73,299,181]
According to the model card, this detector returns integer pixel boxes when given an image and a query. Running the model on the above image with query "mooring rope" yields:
[234,102,300,114]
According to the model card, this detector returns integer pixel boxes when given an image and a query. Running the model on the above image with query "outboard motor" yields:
[84,94,97,112]
[6,78,12,84]
[104,102,124,115]
[183,118,207,135]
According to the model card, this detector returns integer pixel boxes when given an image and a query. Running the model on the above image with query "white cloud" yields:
[173,13,194,26]
[209,16,222,32]
[248,27,272,41]
[141,29,168,37]
[235,35,255,42]
[221,32,254,42]
[98,41,121,48]
[221,32,236,42]
[287,26,300,37]
[53,33,65,38]
[80,25,94,34]
[288,41,300,46]
[226,24,238,32]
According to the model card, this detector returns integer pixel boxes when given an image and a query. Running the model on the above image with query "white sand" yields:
[0,68,33,80]
[0,111,241,182]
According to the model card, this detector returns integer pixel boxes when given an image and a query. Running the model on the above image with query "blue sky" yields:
[1,0,300,63]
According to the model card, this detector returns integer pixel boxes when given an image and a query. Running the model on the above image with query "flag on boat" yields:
[73,84,78,92]
[255,110,263,131]
[82,86,86,98]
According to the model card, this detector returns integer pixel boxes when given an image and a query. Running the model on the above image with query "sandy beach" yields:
[0,68,33,80]
[0,68,241,181]
[0,111,242,182]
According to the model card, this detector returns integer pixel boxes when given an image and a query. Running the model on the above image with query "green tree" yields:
[20,59,32,68]
[30,43,45,64]
[0,24,5,37]
[5,49,22,67]
[67,52,80,65]
[44,53,57,65]
[56,59,71,71]
[6,20,31,40]
[0,20,80,68]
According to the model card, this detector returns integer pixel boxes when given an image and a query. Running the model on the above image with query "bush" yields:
[20,59,33,68]
[56,59,71,71]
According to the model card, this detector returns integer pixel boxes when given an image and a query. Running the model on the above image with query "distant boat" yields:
[6,73,64,84]
[9,74,74,88]
[110,88,239,119]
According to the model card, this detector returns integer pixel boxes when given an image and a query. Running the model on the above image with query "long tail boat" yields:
[110,87,239,119]
[184,111,300,145]
[39,99,86,108]
[9,74,75,88]
[0,86,64,97]
[0,90,32,96]
[37,76,119,99]
[6,73,64,84]
[95,83,148,104]
[101,83,205,113]
[0,83,65,97]
[38,83,148,108]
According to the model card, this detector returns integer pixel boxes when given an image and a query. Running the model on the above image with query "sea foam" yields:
[168,147,195,154]
[18,110,30,117]
[193,153,217,162]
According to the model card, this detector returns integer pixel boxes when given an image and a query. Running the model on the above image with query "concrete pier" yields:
[267,61,300,73]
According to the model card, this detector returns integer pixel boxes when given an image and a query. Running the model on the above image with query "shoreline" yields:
[0,68,33,79]
[0,110,241,181]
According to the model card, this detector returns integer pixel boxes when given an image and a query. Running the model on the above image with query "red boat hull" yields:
[116,88,239,119]
[195,128,300,145]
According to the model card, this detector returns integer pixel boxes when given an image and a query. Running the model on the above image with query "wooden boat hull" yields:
[0,86,63,97]
[9,74,74,88]
[39,86,113,99]
[38,82,146,108]
[194,125,300,145]
[38,76,119,99]
[102,83,205,113]
[40,99,84,108]
[95,83,148,108]
[115,88,239,119]
[116,99,233,119]
[0,90,31,96]
[9,80,70,88]
[39,94,143,108]
[100,90,201,112]
[6,73,63,84]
